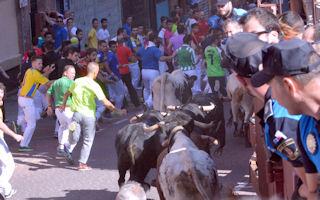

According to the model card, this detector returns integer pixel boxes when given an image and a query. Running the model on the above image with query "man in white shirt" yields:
[97,18,110,42]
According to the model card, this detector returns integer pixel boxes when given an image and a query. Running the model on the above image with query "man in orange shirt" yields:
[116,38,141,107]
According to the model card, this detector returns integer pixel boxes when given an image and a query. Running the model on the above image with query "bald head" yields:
[87,62,99,79]
[87,62,99,73]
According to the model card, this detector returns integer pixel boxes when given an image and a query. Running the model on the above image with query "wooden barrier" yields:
[248,98,297,199]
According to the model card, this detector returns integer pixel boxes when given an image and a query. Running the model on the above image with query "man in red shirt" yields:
[116,38,141,107]
[197,11,210,41]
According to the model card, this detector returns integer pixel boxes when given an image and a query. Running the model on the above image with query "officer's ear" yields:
[235,75,247,87]
[283,77,300,98]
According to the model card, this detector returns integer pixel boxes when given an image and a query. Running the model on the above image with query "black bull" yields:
[115,94,225,187]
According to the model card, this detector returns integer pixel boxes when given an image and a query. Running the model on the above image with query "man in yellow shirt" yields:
[62,62,126,170]
[87,18,99,49]
[18,56,54,151]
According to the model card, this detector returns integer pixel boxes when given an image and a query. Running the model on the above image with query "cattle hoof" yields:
[141,182,151,191]
[150,179,157,187]
[214,147,223,156]
[118,180,125,187]
[233,132,237,137]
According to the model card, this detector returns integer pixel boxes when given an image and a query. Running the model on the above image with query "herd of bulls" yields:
[115,80,226,200]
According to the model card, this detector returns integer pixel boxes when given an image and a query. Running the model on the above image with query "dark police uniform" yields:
[298,115,320,173]
[257,88,303,167]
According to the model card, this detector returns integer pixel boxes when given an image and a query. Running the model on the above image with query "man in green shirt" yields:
[62,62,125,171]
[175,34,197,72]
[174,35,199,94]
[47,65,76,163]
[204,37,226,97]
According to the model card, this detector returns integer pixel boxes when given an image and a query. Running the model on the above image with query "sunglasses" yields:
[57,20,63,23]
[251,30,270,36]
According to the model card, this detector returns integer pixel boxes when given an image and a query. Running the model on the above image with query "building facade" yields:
[0,0,215,71]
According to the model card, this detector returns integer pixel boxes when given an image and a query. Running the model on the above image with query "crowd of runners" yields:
[1,0,320,199]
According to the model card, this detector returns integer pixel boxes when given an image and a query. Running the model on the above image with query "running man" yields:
[46,65,76,163]
[62,62,126,170]
[0,82,23,199]
[18,56,54,151]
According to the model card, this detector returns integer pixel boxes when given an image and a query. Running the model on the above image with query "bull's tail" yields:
[128,144,136,165]
[159,73,168,112]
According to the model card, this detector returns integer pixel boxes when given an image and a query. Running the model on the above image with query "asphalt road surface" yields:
[4,94,257,200]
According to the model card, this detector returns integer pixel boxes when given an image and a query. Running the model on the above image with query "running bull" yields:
[115,106,216,187]
[152,69,197,112]
[158,125,220,200]
[168,93,226,154]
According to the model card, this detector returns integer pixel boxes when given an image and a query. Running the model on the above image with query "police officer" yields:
[252,38,320,200]
[225,32,308,199]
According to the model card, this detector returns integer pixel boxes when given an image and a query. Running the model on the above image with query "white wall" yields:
[0,0,21,69]
[70,0,122,44]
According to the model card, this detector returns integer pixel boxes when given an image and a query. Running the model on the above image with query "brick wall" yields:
[69,0,122,43]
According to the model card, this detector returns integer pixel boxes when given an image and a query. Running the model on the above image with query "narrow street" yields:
[3,93,257,200]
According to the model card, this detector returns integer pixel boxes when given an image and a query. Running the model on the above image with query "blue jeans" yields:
[72,112,96,164]
[95,99,105,120]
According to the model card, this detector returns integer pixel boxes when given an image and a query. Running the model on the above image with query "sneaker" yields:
[78,163,92,171]
[63,148,74,165]
[18,146,33,152]
[57,148,65,156]
[4,189,17,198]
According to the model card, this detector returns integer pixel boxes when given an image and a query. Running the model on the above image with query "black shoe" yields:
[18,146,33,152]
[64,147,74,165]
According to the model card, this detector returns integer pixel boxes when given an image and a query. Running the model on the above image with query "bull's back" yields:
[159,149,218,200]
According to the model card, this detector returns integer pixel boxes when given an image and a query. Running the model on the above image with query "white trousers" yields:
[33,89,48,120]
[159,61,168,75]
[142,69,160,108]
[18,96,37,147]
[55,107,76,151]
[107,80,125,109]
[183,69,198,95]
[129,62,141,89]
[0,138,14,196]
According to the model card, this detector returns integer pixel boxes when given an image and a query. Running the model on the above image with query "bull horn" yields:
[129,113,143,123]
[194,120,214,129]
[200,102,215,112]
[160,112,167,116]
[143,123,161,132]
[167,105,180,110]
[200,135,219,145]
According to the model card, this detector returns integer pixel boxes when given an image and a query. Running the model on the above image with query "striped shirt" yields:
[175,44,196,71]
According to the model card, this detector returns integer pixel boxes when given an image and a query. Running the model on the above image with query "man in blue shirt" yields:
[123,16,133,36]
[251,39,320,200]
[106,41,125,109]
[42,13,68,50]
[136,32,172,108]
[226,32,307,199]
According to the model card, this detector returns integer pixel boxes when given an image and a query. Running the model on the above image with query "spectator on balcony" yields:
[97,18,110,43]
[37,27,49,48]
[87,18,99,49]
[42,13,68,50]
[65,17,77,40]
[123,16,133,36]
